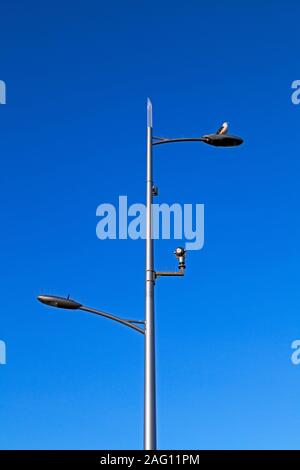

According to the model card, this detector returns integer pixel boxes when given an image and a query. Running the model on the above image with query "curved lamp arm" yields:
[152,137,205,146]
[80,306,145,334]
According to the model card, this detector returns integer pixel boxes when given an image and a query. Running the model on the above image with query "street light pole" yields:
[37,101,243,450]
[144,98,156,450]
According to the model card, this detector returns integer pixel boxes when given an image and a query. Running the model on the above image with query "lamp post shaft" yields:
[144,99,156,450]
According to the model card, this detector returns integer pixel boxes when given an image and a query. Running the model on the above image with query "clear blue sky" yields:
[1,0,300,450]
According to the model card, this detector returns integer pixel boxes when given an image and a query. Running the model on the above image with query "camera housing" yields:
[174,247,186,270]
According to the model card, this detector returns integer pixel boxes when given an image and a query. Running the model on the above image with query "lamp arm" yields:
[152,137,205,146]
[79,306,145,334]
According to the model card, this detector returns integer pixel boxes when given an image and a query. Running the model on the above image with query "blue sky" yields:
[1,0,300,449]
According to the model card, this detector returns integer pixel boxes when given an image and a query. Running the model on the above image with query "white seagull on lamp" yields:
[216,121,229,135]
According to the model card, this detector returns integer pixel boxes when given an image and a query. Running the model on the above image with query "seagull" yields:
[216,122,229,135]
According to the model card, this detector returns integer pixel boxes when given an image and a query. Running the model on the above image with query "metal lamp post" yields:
[37,99,243,450]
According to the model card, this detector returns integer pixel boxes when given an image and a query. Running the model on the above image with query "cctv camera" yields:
[174,247,186,270]
[174,247,186,258]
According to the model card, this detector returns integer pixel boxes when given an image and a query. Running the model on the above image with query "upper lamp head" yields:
[201,134,243,147]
